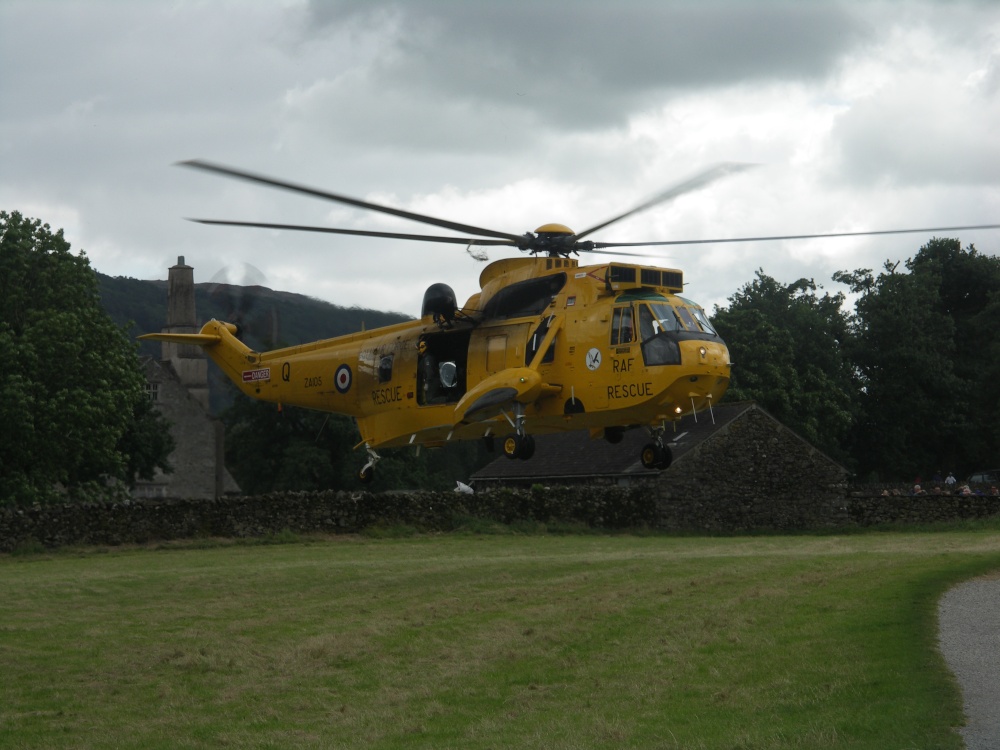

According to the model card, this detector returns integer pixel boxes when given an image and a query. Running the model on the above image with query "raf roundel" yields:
[334,364,352,394]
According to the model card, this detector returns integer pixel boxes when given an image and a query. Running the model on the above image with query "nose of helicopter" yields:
[657,339,731,415]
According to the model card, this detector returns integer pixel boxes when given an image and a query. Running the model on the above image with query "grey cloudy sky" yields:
[2,0,999,318]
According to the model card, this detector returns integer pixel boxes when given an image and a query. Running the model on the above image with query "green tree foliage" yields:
[714,241,1000,481]
[221,390,492,494]
[712,271,856,462]
[0,211,173,504]
[835,239,1000,480]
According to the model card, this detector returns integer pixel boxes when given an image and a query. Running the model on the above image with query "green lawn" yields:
[3,529,1000,749]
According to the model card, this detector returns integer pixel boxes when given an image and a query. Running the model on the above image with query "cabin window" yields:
[378,355,394,383]
[482,273,566,319]
[525,316,557,365]
[610,306,634,345]
[637,304,681,366]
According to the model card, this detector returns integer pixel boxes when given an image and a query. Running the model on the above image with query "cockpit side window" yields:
[610,306,634,345]
[638,303,681,366]
[689,306,717,335]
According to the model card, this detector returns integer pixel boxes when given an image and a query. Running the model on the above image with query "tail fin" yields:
[140,320,260,394]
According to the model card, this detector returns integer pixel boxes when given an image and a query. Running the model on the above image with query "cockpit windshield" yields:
[639,303,683,338]
[678,297,717,335]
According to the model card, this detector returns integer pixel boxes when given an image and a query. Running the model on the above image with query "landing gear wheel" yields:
[518,434,535,460]
[640,442,672,470]
[358,465,375,483]
[503,435,523,460]
[503,434,535,460]
[658,444,673,469]
[640,443,662,469]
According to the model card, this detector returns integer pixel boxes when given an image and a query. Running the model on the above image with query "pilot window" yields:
[610,306,634,345]
[637,303,681,366]
[638,303,683,337]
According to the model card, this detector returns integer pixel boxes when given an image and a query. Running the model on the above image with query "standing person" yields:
[945,472,957,489]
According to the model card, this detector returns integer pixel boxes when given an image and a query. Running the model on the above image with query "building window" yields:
[146,382,159,402]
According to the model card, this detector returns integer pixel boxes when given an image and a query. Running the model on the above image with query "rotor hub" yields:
[534,223,574,235]
[521,223,579,257]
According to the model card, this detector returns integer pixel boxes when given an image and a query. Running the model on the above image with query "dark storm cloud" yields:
[1,1,997,316]
[301,1,866,128]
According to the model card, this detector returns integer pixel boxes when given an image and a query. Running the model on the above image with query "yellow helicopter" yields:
[142,160,1000,482]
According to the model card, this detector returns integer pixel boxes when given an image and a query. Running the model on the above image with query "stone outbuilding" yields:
[471,402,850,529]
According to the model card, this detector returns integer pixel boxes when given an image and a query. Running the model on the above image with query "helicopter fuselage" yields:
[148,257,730,458]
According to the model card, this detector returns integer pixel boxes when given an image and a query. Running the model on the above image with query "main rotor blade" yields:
[187,219,517,246]
[573,162,756,241]
[178,159,523,243]
[576,246,669,258]
[591,223,1000,248]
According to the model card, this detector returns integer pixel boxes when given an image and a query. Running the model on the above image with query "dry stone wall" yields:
[3,483,1000,552]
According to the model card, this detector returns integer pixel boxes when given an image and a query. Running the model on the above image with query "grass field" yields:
[3,526,1000,749]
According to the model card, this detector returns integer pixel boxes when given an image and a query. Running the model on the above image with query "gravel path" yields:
[938,576,1000,749]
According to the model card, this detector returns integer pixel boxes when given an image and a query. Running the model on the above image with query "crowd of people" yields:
[886,470,1000,497]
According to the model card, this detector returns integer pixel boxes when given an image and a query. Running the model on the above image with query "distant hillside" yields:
[98,273,413,413]
[98,273,413,358]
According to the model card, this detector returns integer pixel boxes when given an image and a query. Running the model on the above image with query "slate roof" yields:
[471,401,755,483]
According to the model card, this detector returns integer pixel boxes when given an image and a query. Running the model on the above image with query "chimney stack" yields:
[162,256,209,410]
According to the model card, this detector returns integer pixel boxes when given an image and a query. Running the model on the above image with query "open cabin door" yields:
[416,329,472,405]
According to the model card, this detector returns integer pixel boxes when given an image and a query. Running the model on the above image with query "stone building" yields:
[133,257,239,500]
[471,402,849,529]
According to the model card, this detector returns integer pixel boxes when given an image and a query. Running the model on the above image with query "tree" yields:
[909,240,1000,469]
[222,395,359,493]
[221,389,492,494]
[0,211,173,504]
[836,239,1000,480]
[712,271,856,463]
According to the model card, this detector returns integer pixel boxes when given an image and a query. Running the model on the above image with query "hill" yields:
[98,272,413,413]
[98,272,413,357]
